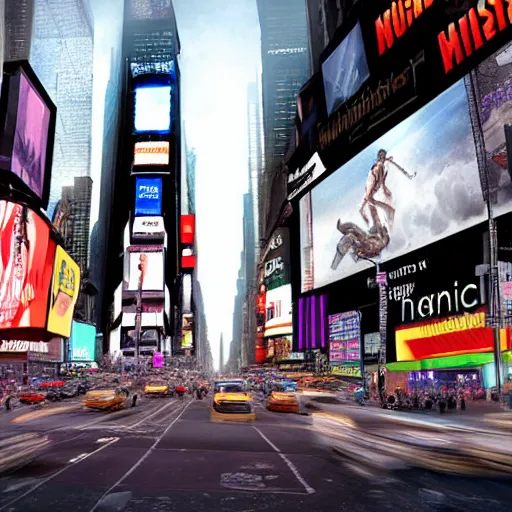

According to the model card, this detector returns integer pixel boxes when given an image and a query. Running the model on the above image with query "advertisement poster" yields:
[322,21,369,116]
[132,216,165,235]
[181,314,193,349]
[127,250,164,291]
[153,352,164,368]
[264,284,292,337]
[70,321,96,361]
[47,245,80,338]
[134,85,171,133]
[473,42,512,198]
[135,177,162,216]
[133,141,169,166]
[329,311,361,378]
[304,79,496,290]
[364,332,380,363]
[264,228,290,291]
[0,202,55,330]
[273,336,292,361]
[11,70,51,200]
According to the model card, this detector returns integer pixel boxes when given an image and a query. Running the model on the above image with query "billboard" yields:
[288,153,327,201]
[182,313,193,349]
[180,215,195,245]
[297,293,328,351]
[47,245,81,338]
[134,141,170,167]
[127,247,164,292]
[134,85,171,133]
[264,228,290,291]
[134,177,162,216]
[301,79,506,291]
[0,63,55,208]
[70,321,96,361]
[0,201,56,331]
[264,284,292,337]
[322,22,370,116]
[329,311,361,364]
[132,216,165,236]
[183,274,192,314]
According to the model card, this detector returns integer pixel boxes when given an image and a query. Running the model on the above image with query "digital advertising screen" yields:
[133,141,170,167]
[302,79,496,291]
[328,311,361,364]
[132,216,165,236]
[127,249,164,292]
[134,177,162,216]
[0,64,55,208]
[47,245,81,338]
[264,284,292,337]
[70,321,96,361]
[0,201,55,331]
[181,314,193,349]
[264,228,290,291]
[322,22,370,116]
[134,85,171,133]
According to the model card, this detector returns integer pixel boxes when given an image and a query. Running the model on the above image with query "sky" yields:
[174,0,261,369]
[309,80,488,289]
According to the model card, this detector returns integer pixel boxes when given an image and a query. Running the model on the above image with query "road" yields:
[0,396,511,511]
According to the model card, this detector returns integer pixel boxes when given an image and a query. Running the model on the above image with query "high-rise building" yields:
[247,80,264,254]
[256,0,309,174]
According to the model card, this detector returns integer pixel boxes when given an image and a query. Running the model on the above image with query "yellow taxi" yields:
[83,387,136,411]
[211,380,256,422]
[267,391,300,414]
[144,379,170,396]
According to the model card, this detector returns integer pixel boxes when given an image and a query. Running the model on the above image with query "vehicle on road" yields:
[83,387,137,411]
[144,379,171,396]
[267,391,299,414]
[211,379,256,422]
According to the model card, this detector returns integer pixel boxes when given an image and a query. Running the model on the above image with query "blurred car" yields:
[18,391,47,405]
[0,433,50,473]
[211,380,255,422]
[83,387,136,411]
[60,381,88,399]
[144,380,170,396]
[267,391,299,413]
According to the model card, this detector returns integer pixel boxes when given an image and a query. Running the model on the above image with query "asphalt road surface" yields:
[0,396,511,512]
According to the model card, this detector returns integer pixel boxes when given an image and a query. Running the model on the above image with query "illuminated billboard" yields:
[0,62,55,208]
[182,313,193,349]
[264,284,292,338]
[328,311,361,379]
[180,215,195,245]
[134,85,171,133]
[134,141,170,166]
[47,245,81,338]
[127,246,164,292]
[70,321,96,361]
[134,177,162,216]
[132,216,165,236]
[301,79,498,291]
[0,201,56,332]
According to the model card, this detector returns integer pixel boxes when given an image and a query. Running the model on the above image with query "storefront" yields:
[0,338,63,384]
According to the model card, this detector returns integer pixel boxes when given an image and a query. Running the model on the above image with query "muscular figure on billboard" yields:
[359,149,416,227]
[331,203,390,270]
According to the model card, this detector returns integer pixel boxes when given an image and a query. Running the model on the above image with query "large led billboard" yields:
[70,321,96,361]
[0,63,55,208]
[134,85,171,133]
[300,79,510,291]
[322,22,369,116]
[134,141,170,167]
[127,247,164,292]
[0,201,55,332]
[328,311,362,378]
[134,177,162,216]
[47,245,81,338]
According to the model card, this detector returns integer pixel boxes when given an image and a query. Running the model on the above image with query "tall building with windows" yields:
[256,0,309,174]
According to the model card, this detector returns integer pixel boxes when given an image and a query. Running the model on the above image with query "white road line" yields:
[89,400,192,512]
[253,427,315,495]
[128,399,180,429]
[0,437,119,511]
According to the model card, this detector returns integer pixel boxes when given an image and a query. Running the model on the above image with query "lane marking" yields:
[253,427,315,495]
[89,400,192,512]
[0,437,119,511]
[128,399,181,429]
[68,453,89,464]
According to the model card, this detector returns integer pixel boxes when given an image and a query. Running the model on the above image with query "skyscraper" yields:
[256,0,309,175]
